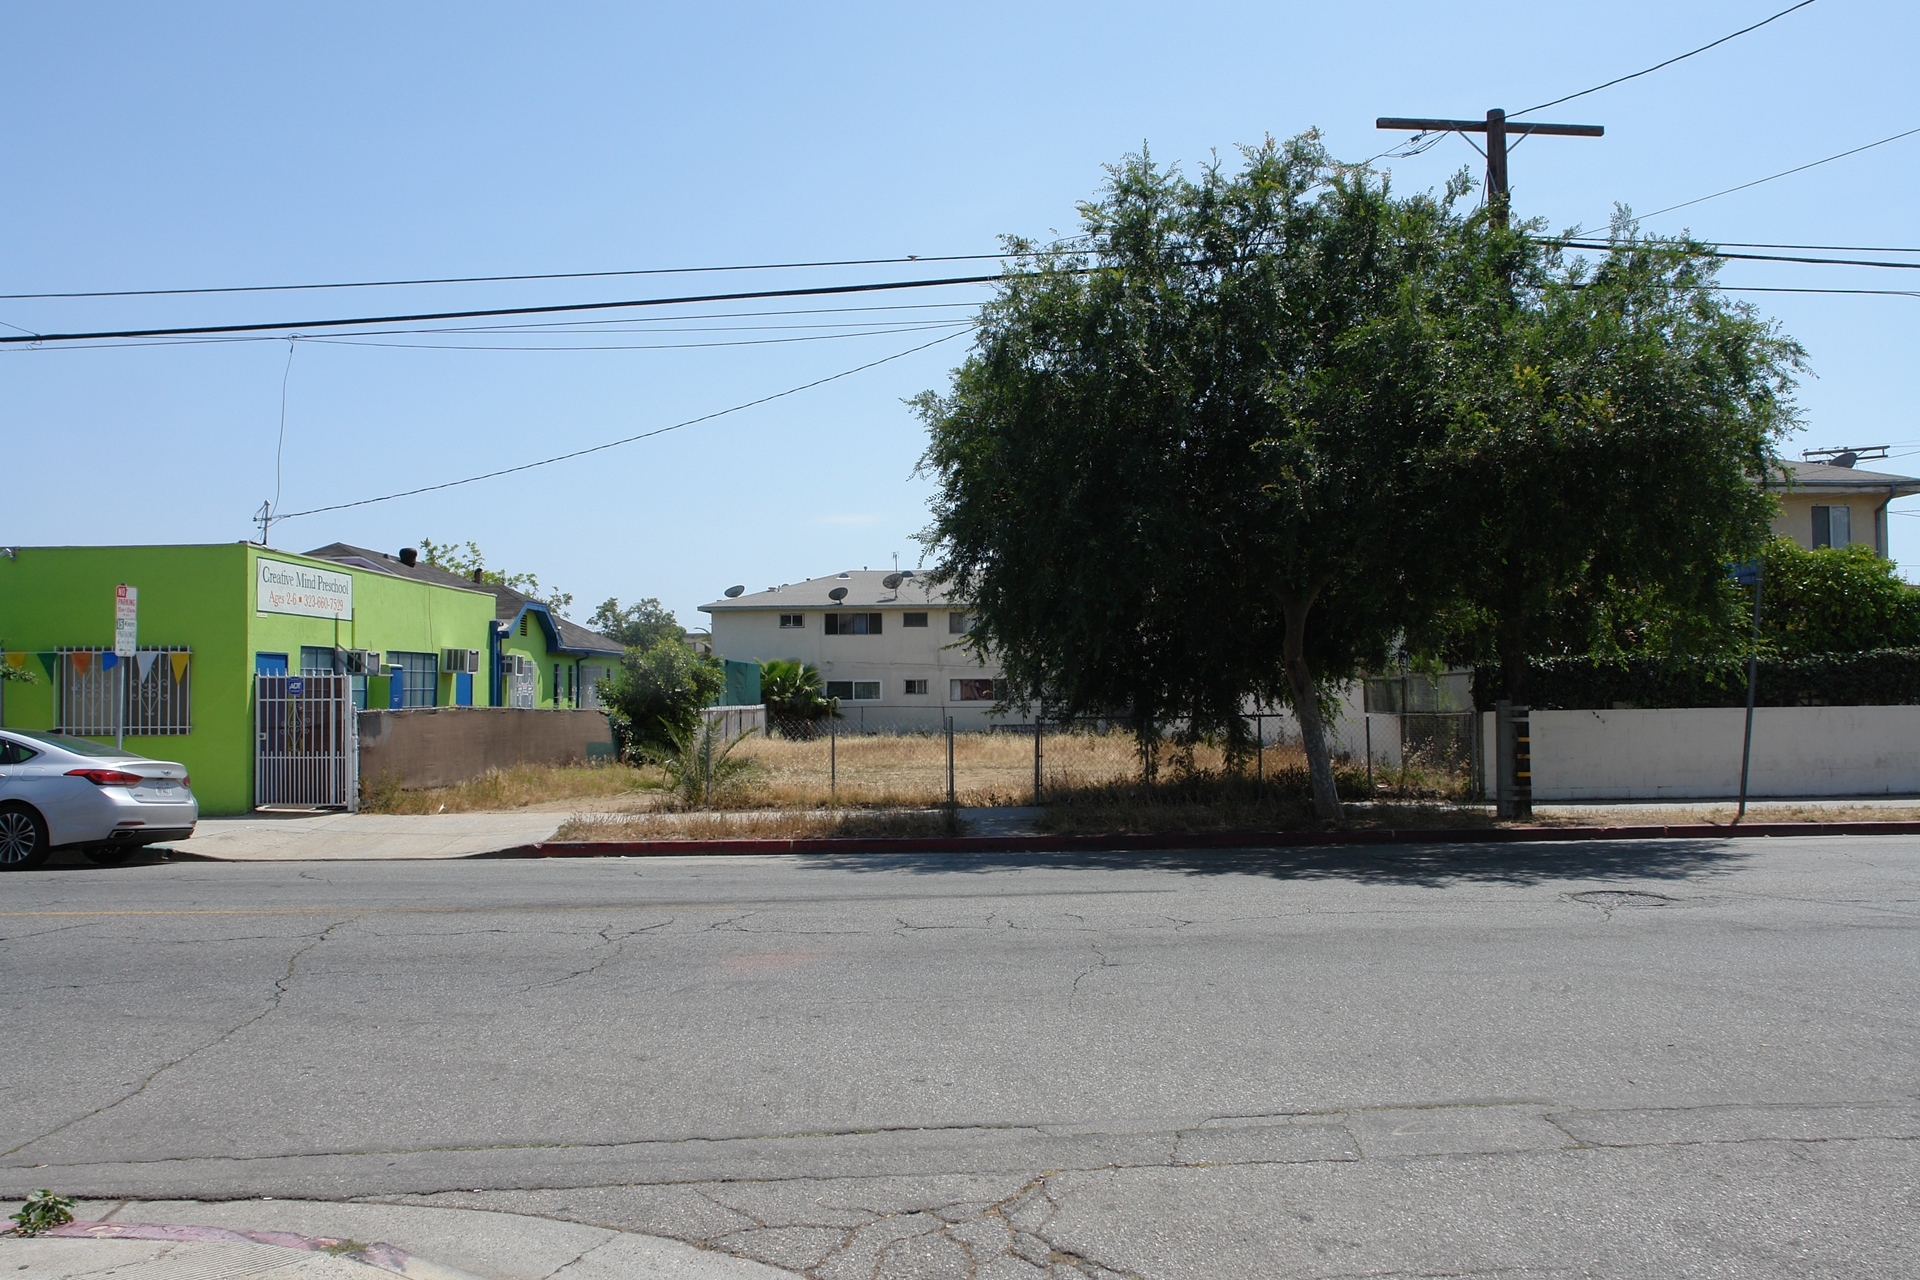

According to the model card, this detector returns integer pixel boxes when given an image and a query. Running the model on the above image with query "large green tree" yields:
[916,136,1468,817]
[1430,223,1803,698]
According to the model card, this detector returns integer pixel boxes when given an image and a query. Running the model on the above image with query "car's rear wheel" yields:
[0,804,50,871]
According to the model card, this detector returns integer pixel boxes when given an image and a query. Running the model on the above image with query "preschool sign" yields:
[256,557,353,620]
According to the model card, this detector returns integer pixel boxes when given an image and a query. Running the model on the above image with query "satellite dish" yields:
[723,585,745,598]
[882,572,903,589]
[828,586,849,602]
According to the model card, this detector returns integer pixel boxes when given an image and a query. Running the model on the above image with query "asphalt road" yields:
[3,838,1915,1279]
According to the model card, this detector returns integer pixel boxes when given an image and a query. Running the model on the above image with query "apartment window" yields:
[825,680,882,701]
[299,646,339,674]
[388,651,440,708]
[825,612,883,635]
[948,611,972,634]
[903,678,929,695]
[1812,504,1852,549]
[779,613,805,629]
[902,612,928,628]
[57,647,193,736]
[951,678,996,701]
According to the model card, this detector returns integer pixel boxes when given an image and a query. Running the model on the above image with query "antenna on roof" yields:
[723,585,745,598]
[828,586,849,602]
[1803,445,1889,469]
[882,572,903,590]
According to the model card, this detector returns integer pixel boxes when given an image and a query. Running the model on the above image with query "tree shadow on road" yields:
[797,837,1757,888]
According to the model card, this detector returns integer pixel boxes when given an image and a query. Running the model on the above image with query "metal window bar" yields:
[56,647,193,736]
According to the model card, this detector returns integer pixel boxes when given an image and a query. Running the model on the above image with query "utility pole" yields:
[1375,110,1602,227]
[1377,107,1601,818]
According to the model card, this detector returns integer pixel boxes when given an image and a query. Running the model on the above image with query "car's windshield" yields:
[3,730,148,759]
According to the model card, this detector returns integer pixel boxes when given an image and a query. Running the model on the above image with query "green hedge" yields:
[1472,649,1920,710]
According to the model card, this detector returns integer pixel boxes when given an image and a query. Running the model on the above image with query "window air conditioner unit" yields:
[344,649,381,675]
[443,648,481,674]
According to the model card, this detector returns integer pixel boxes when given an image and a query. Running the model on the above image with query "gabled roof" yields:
[1772,460,1920,495]
[701,570,960,613]
[305,542,623,657]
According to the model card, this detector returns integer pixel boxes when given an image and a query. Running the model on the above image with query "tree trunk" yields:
[1280,586,1342,821]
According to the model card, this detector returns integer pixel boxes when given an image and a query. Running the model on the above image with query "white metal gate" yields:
[254,673,358,809]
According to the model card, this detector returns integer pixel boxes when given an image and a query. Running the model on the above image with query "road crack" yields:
[1,916,354,1160]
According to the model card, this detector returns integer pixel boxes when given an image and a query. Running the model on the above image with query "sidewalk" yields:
[1,1198,795,1280]
[170,812,564,861]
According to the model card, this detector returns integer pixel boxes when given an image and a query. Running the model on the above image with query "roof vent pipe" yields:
[399,547,418,567]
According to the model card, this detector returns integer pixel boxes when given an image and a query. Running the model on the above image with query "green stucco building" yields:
[0,542,623,815]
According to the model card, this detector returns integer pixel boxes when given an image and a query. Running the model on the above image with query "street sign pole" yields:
[113,585,138,750]
[1735,561,1764,823]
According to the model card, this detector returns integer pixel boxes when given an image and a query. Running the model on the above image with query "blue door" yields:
[255,653,289,677]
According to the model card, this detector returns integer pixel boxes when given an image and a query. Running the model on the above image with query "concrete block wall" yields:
[1480,705,1920,801]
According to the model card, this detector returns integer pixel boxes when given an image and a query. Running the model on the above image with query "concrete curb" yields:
[491,819,1920,858]
[11,1219,479,1280]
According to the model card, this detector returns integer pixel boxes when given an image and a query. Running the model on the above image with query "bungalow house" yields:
[305,544,624,709]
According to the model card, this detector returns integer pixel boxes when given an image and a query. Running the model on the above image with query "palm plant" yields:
[760,659,836,739]
[660,721,758,807]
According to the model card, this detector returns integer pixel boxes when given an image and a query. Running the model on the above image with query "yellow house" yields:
[1768,458,1920,557]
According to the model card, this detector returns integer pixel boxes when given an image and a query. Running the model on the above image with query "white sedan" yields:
[0,730,198,870]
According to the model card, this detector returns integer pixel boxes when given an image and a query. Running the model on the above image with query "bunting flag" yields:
[136,651,160,682]
[69,651,91,676]
[37,651,57,680]
[169,651,190,682]
[101,652,119,671]
[2,652,25,671]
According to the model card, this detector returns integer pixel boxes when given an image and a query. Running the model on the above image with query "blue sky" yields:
[5,1,1917,627]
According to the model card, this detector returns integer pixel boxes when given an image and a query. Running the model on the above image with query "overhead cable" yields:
[0,274,1006,346]
[1633,126,1920,221]
[269,330,969,522]
[1513,0,1819,117]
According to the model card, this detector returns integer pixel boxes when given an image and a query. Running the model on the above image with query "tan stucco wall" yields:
[358,707,615,789]
[1770,492,1885,554]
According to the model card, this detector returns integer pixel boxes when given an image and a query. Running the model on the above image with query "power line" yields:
[1698,241,1920,254]
[300,320,974,352]
[1545,239,1920,270]
[1513,0,1819,117]
[0,273,1006,346]
[1633,125,1920,222]
[269,330,970,523]
[1718,286,1920,298]
[0,251,1035,302]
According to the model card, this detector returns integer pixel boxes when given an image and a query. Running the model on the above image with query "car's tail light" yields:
[180,775,191,789]
[66,768,145,786]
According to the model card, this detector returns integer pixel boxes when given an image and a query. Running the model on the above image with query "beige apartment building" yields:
[700,570,1028,731]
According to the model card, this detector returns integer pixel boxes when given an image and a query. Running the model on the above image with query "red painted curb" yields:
[494,819,1920,859]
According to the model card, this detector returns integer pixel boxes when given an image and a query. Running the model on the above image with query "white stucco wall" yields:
[1479,706,1920,800]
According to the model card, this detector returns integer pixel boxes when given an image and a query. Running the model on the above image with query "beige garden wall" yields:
[359,707,615,790]
[1479,705,1920,801]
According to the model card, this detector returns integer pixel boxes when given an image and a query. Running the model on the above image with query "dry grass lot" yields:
[360,732,1918,838]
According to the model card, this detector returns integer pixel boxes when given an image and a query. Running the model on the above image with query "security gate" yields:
[254,673,358,809]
